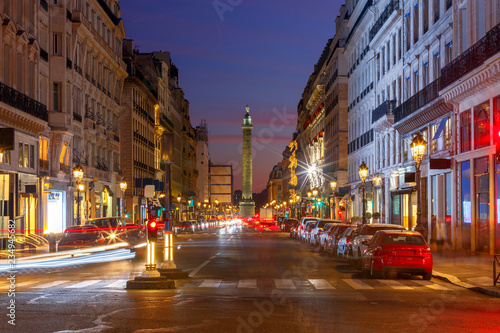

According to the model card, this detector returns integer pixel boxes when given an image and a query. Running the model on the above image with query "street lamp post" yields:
[411,132,427,235]
[358,162,369,225]
[73,165,84,225]
[177,195,182,221]
[330,179,337,219]
[120,179,127,218]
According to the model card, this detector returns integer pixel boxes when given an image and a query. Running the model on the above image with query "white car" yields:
[319,223,335,251]
[297,217,320,240]
[309,219,340,247]
[337,227,358,258]
[350,223,407,268]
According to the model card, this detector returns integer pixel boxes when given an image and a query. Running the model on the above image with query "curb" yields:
[432,271,500,298]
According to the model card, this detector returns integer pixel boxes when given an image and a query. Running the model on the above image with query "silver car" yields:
[350,223,407,268]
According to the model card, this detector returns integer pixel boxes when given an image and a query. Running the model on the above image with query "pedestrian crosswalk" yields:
[1,277,453,292]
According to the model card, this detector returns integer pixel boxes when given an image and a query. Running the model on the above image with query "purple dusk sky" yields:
[120,0,343,192]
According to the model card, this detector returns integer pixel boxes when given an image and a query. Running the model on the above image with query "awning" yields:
[432,116,450,140]
[339,193,353,206]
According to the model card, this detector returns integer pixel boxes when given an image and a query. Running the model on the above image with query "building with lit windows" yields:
[440,0,500,254]
[0,0,50,237]
[345,0,376,220]
[121,40,157,224]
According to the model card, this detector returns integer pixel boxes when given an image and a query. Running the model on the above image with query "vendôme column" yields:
[239,105,255,218]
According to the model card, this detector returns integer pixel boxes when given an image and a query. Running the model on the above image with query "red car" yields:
[361,230,433,280]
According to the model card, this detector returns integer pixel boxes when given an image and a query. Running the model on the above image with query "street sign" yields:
[144,185,155,198]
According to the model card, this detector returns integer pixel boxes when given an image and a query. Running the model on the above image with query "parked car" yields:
[301,221,317,242]
[309,219,340,247]
[318,223,336,251]
[325,224,352,256]
[289,220,301,238]
[350,223,407,268]
[337,227,359,258]
[281,218,298,232]
[361,230,433,280]
[297,217,320,240]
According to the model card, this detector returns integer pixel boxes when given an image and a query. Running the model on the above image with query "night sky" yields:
[120,0,343,192]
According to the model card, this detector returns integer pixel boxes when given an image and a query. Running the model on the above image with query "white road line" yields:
[421,283,451,291]
[274,279,296,290]
[308,279,336,290]
[343,279,374,290]
[189,260,211,278]
[238,279,257,289]
[412,280,434,286]
[32,280,69,289]
[377,279,413,290]
[467,276,494,287]
[104,279,127,288]
[199,279,221,288]
[65,280,101,289]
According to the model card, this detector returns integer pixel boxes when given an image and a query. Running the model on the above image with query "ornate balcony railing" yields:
[96,113,106,126]
[0,81,48,121]
[73,112,82,123]
[440,22,500,90]
[84,106,95,121]
[394,78,439,123]
[369,0,399,41]
[40,0,48,11]
[40,48,48,62]
[372,100,395,124]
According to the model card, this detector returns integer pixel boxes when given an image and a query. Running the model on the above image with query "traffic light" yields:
[147,219,158,243]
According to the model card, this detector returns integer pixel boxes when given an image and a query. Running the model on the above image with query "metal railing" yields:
[372,100,395,124]
[495,255,500,286]
[394,78,439,123]
[369,0,399,41]
[440,22,500,90]
[0,81,48,121]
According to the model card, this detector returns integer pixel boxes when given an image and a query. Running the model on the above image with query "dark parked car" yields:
[281,218,298,232]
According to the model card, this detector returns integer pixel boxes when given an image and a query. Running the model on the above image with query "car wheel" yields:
[423,273,432,281]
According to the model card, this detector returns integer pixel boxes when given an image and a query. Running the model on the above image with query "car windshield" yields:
[381,234,426,245]
[317,221,327,228]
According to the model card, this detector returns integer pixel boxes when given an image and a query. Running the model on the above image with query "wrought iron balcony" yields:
[73,112,82,123]
[0,81,48,121]
[372,100,395,124]
[40,48,48,62]
[369,0,399,41]
[440,22,500,90]
[394,78,439,123]
[40,0,48,12]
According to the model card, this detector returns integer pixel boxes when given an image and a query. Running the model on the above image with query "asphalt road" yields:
[1,227,500,333]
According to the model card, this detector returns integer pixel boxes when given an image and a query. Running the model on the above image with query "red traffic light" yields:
[150,221,157,228]
[147,219,158,242]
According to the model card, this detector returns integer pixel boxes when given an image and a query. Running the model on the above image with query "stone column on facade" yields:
[240,105,255,218]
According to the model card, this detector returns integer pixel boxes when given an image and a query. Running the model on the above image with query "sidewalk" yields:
[431,247,500,298]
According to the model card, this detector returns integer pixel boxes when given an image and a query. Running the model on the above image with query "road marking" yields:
[377,279,413,290]
[426,284,451,291]
[238,279,257,289]
[104,279,127,288]
[308,279,336,290]
[467,276,493,287]
[274,279,296,289]
[32,280,69,289]
[65,280,101,288]
[342,279,374,290]
[199,279,221,288]
[189,260,211,278]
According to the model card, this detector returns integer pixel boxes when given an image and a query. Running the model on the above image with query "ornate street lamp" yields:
[73,165,84,224]
[307,191,312,199]
[330,179,337,219]
[358,161,369,225]
[312,189,318,198]
[411,132,427,235]
[119,179,127,218]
